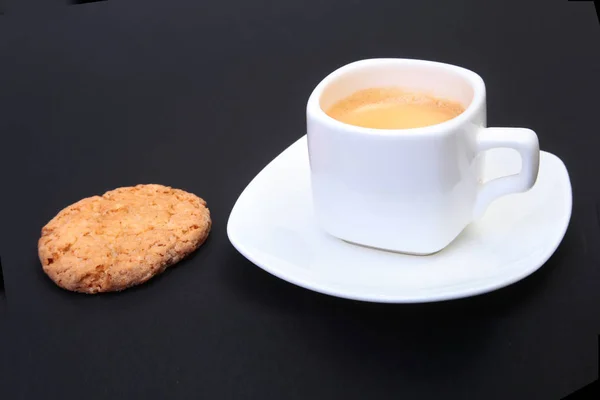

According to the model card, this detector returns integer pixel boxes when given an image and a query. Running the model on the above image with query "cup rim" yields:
[306,58,486,137]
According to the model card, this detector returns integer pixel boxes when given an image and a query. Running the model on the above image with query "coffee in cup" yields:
[325,87,465,129]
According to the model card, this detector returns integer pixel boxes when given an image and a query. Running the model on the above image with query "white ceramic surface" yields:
[307,59,540,255]
[227,136,571,303]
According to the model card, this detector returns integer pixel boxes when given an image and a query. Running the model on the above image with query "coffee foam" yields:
[325,87,465,129]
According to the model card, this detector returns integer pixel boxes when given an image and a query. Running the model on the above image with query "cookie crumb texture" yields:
[38,184,211,294]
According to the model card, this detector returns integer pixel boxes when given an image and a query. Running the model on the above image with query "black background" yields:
[0,0,599,398]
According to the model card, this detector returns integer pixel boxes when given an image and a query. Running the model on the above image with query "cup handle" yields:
[473,127,540,219]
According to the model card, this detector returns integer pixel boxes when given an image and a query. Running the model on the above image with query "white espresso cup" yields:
[306,58,540,255]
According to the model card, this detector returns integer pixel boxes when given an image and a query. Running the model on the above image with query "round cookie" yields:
[38,184,211,294]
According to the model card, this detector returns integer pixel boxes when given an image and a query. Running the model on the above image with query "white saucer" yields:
[227,136,572,303]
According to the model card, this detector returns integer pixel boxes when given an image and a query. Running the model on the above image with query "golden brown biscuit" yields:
[38,184,211,293]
